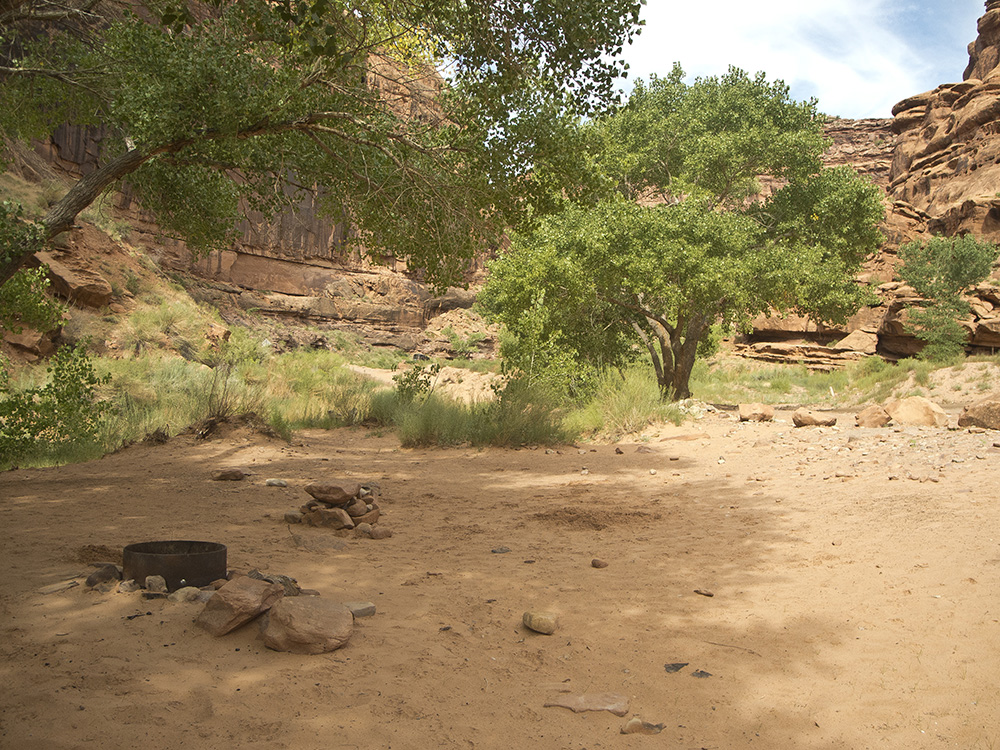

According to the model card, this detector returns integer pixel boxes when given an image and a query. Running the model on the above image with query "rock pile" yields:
[286,480,389,537]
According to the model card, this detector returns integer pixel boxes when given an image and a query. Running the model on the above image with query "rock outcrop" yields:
[746,2,1000,363]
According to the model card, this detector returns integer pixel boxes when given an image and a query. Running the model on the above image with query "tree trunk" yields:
[0,147,152,286]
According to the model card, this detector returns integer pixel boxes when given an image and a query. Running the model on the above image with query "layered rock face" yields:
[889,0,1000,239]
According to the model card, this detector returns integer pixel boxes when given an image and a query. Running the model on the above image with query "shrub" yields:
[0,346,109,469]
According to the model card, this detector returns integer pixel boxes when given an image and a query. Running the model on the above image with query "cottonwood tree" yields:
[481,66,885,400]
[897,234,999,361]
[0,0,645,288]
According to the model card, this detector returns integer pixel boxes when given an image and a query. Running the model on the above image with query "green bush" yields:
[0,346,109,469]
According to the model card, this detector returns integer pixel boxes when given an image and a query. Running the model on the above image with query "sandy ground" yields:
[2,410,1000,750]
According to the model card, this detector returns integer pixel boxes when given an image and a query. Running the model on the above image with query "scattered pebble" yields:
[694,589,714,597]
[265,478,288,487]
[591,558,609,569]
[492,546,512,554]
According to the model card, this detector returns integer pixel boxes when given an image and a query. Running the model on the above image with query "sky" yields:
[620,0,987,118]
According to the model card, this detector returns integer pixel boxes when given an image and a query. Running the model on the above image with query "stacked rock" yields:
[289,480,381,531]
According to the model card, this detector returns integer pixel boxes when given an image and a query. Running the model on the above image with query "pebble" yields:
[265,478,288,487]
[649,469,657,475]
[145,575,168,593]
[354,523,373,537]
[523,611,558,635]
[118,579,141,593]
[492,546,512,554]
[580,468,590,475]
[283,511,304,524]
[591,558,609,569]
[369,527,393,540]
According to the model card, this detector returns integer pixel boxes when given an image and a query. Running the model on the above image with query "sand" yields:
[2,410,1000,749]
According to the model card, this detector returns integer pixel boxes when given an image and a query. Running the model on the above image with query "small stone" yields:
[591,558,609,568]
[649,469,657,475]
[636,445,654,454]
[353,505,381,525]
[523,611,558,635]
[167,586,202,603]
[694,589,714,597]
[86,564,122,588]
[212,468,248,481]
[344,601,376,618]
[284,511,304,524]
[299,589,321,596]
[145,575,168,593]
[492,546,512,554]
[369,527,393,540]
[354,523,373,537]
[621,717,665,735]
[265,478,288,487]
[615,446,624,454]
[580,468,590,475]
[118,579,141,593]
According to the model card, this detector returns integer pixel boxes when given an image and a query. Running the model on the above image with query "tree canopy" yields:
[480,67,886,400]
[0,0,645,288]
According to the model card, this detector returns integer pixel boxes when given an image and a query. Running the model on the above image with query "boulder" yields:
[884,397,949,428]
[832,329,879,355]
[33,250,112,308]
[738,403,775,422]
[194,576,285,636]
[958,399,1000,429]
[260,598,354,654]
[856,405,893,428]
[792,408,837,428]
[304,482,361,506]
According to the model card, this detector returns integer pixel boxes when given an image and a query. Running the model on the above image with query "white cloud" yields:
[621,0,984,117]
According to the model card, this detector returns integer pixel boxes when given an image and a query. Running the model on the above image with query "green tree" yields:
[481,67,885,400]
[897,234,999,361]
[0,0,644,287]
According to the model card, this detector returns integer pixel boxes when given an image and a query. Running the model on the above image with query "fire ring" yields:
[123,540,227,592]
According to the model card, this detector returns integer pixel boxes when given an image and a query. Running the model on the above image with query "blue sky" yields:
[620,0,986,118]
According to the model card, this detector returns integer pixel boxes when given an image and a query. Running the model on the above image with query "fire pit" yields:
[123,541,227,592]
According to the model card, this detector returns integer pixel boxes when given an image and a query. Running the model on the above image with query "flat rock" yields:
[884,396,949,428]
[344,499,369,517]
[544,692,629,717]
[304,482,362,506]
[792,408,837,428]
[86,564,122,588]
[311,507,355,530]
[738,403,775,422]
[621,717,665,735]
[260,598,354,654]
[38,580,79,595]
[958,400,1000,430]
[369,526,393,540]
[212,468,248,481]
[194,576,285,636]
[343,601,376,618]
[265,478,288,487]
[523,611,558,635]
